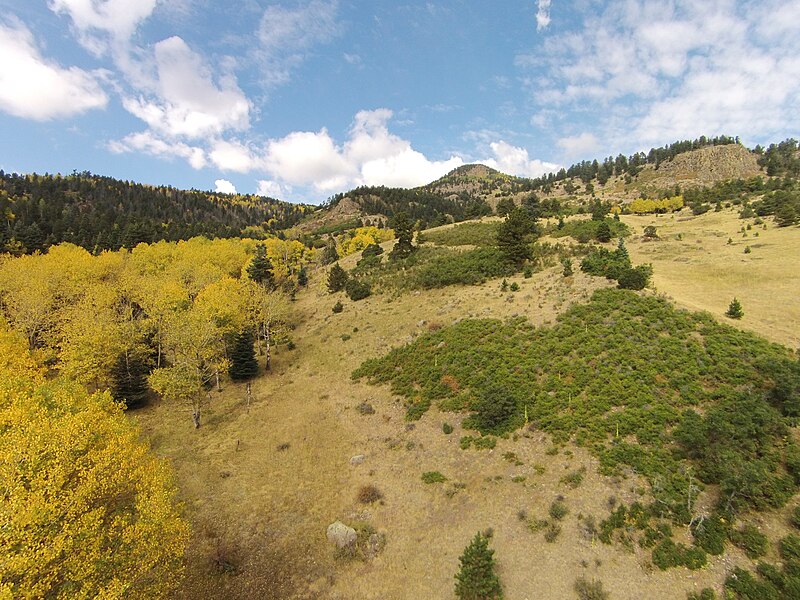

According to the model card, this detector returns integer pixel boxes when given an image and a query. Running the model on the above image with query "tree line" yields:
[0,170,313,255]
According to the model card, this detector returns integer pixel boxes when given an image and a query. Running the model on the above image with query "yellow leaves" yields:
[0,328,189,599]
[337,226,393,257]
[627,196,684,214]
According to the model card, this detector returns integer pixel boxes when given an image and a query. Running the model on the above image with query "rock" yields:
[356,402,375,415]
[417,319,427,327]
[326,521,357,549]
[350,454,366,465]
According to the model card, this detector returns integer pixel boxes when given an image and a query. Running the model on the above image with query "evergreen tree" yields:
[110,352,150,409]
[522,192,541,219]
[496,197,515,217]
[726,297,744,319]
[246,244,274,287]
[562,257,573,277]
[327,263,349,293]
[454,532,503,600]
[228,330,258,381]
[389,211,415,260]
[321,240,339,265]
[297,266,308,286]
[497,207,534,265]
[596,221,612,242]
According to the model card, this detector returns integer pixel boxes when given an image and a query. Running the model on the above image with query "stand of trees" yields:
[0,171,312,255]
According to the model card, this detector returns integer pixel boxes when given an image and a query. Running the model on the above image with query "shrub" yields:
[345,278,371,301]
[413,247,513,289]
[468,385,518,435]
[617,265,652,290]
[356,485,383,504]
[509,282,520,292]
[422,471,448,484]
[442,422,454,434]
[332,301,343,313]
[691,514,729,555]
[791,506,800,529]
[543,522,562,543]
[454,532,503,600]
[730,525,768,559]
[560,467,586,489]
[549,498,569,521]
[574,577,610,600]
[652,538,707,570]
[687,589,716,600]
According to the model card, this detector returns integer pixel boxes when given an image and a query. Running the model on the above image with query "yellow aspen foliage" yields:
[627,195,684,214]
[337,226,394,257]
[0,324,190,599]
[259,238,314,281]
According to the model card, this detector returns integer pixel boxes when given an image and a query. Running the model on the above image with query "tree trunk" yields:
[192,405,201,429]
[215,369,221,392]
[265,323,271,371]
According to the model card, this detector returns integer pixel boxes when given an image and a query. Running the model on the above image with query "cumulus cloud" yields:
[520,0,800,150]
[209,139,261,173]
[214,179,236,194]
[479,141,560,178]
[48,0,161,54]
[108,130,206,169]
[256,179,289,198]
[536,0,552,31]
[556,133,600,158]
[257,0,340,87]
[121,36,250,140]
[0,19,108,120]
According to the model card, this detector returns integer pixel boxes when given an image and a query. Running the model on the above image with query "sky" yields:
[0,0,798,204]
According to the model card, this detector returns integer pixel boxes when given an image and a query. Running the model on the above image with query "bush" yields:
[730,525,768,559]
[454,533,503,600]
[791,506,800,529]
[468,385,518,435]
[422,471,447,484]
[345,278,371,301]
[617,265,652,290]
[575,577,610,600]
[652,538,707,570]
[691,514,729,555]
[442,422,454,434]
[687,589,716,600]
[356,485,383,504]
[549,498,568,521]
[332,301,343,313]
[413,247,513,289]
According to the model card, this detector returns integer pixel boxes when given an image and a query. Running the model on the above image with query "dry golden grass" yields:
[620,207,800,349]
[133,214,799,599]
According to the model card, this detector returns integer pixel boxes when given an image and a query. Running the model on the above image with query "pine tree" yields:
[228,330,258,381]
[497,207,533,265]
[596,221,612,242]
[297,266,308,286]
[454,532,503,600]
[726,297,744,319]
[321,240,339,265]
[110,352,150,409]
[389,211,415,260]
[246,244,274,287]
[496,197,515,217]
[327,263,349,293]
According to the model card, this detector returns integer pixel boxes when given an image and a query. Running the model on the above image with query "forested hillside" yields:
[0,171,313,254]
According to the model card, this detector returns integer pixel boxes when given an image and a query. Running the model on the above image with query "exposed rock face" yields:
[644,144,761,187]
[326,521,357,549]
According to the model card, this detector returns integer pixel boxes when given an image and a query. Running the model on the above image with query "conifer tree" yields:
[228,330,258,380]
[327,263,349,293]
[110,352,150,409]
[596,221,612,242]
[321,240,339,265]
[389,211,415,260]
[726,297,744,319]
[496,197,515,217]
[297,266,308,286]
[247,243,274,287]
[497,207,533,265]
[454,532,503,600]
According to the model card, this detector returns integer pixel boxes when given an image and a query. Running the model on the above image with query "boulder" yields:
[326,521,357,549]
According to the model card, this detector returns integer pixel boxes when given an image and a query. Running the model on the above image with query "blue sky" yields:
[1,0,798,204]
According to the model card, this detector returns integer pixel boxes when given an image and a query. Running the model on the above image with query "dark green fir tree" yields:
[726,297,744,319]
[297,266,308,287]
[389,211,415,260]
[110,352,150,409]
[228,330,259,381]
[327,263,349,293]
[247,244,274,287]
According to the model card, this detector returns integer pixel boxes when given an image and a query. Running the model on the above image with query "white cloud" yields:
[209,139,261,173]
[0,19,108,120]
[48,0,160,54]
[214,179,236,194]
[121,36,250,140]
[257,0,340,87]
[521,0,800,149]
[108,130,206,169]
[556,133,600,158]
[256,179,289,198]
[536,0,552,31]
[479,141,560,178]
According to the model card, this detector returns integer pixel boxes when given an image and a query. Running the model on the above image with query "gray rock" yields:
[350,454,366,465]
[326,521,357,549]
